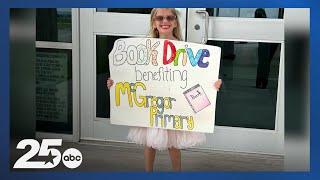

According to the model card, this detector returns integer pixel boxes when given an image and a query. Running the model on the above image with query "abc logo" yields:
[63,154,81,161]
[62,148,82,169]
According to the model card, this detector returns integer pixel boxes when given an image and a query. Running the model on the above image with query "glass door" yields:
[187,8,284,154]
[79,8,187,140]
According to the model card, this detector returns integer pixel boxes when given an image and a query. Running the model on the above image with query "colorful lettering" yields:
[163,40,177,65]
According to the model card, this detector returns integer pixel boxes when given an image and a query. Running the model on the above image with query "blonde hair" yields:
[149,8,183,41]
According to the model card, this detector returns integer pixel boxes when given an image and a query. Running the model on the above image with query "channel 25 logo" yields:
[13,139,82,169]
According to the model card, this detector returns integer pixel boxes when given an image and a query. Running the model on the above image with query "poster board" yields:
[108,38,221,133]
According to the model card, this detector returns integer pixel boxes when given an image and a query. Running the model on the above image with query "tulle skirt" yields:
[127,127,206,151]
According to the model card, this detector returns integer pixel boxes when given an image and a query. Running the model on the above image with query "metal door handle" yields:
[196,10,209,44]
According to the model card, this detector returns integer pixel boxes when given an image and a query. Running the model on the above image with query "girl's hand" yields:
[214,79,222,91]
[106,77,114,90]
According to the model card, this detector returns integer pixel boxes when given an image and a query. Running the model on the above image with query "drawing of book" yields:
[183,84,211,113]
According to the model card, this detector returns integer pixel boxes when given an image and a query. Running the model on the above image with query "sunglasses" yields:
[153,15,177,22]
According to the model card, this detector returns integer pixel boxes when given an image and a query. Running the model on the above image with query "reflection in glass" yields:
[208,41,281,130]
[96,8,152,14]
[36,8,72,42]
[206,8,284,19]
[96,35,128,118]
[36,48,73,134]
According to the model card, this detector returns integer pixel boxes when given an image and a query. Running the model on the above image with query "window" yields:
[208,41,281,129]
[36,8,72,42]
[36,48,73,133]
[206,8,284,19]
[96,35,129,118]
[96,8,152,14]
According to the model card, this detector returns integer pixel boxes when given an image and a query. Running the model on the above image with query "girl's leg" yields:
[144,146,156,172]
[168,147,181,171]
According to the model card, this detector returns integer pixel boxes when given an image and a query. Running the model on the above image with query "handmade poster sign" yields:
[108,38,221,133]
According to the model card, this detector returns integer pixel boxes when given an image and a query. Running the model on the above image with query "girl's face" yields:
[153,9,177,38]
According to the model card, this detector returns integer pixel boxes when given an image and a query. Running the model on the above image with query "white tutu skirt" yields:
[127,127,206,151]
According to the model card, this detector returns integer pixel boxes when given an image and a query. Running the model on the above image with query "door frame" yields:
[36,8,80,142]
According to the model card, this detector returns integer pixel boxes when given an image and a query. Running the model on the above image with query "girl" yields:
[107,8,222,172]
